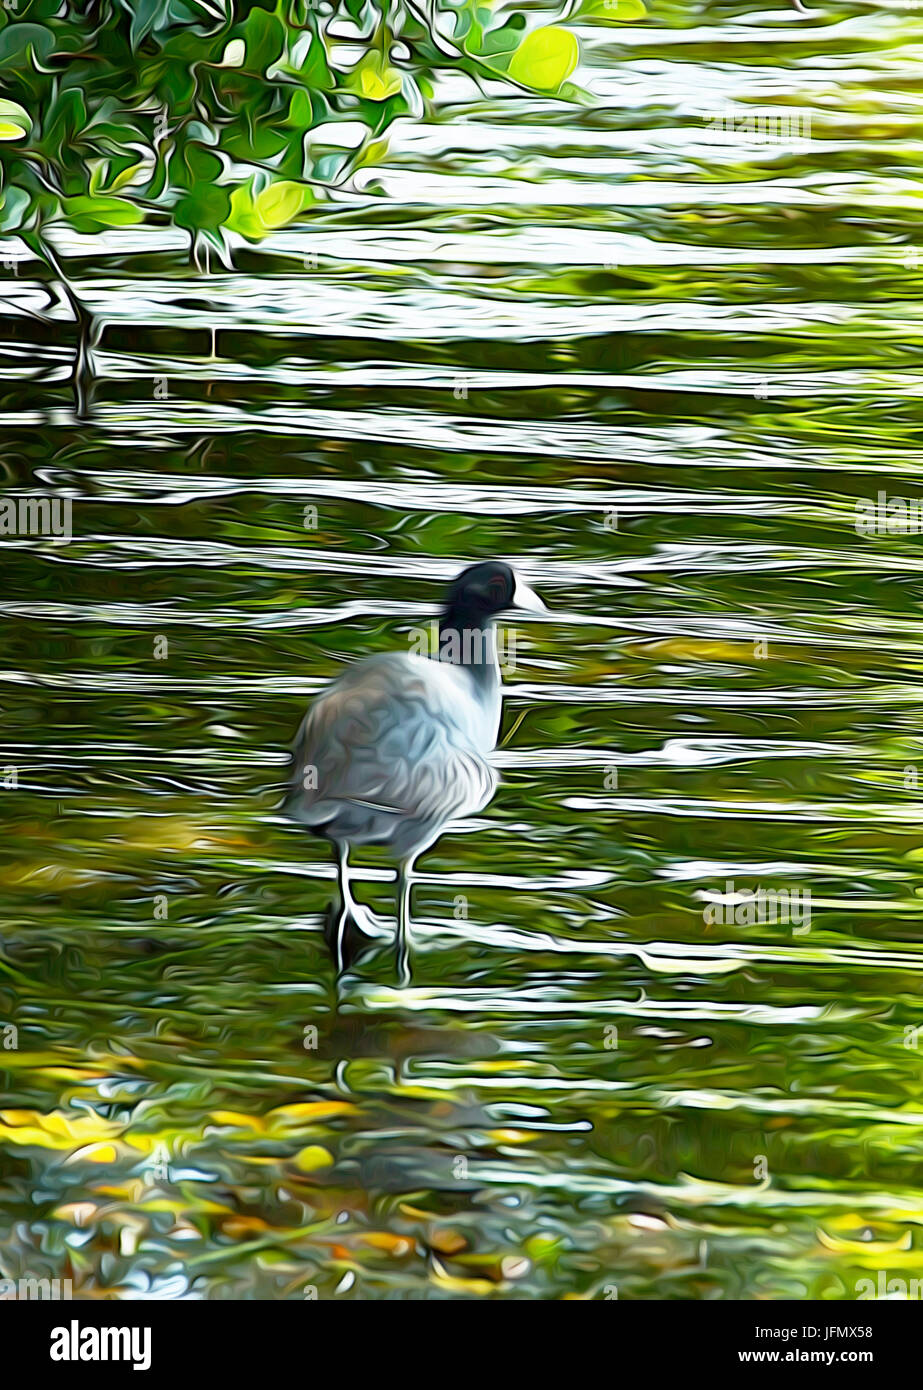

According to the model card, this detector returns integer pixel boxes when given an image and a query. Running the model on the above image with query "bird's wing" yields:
[288,654,495,828]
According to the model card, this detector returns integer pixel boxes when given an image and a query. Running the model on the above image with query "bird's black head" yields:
[438,562,546,672]
[445,561,517,622]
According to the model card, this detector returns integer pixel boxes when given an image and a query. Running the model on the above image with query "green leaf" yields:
[61,195,144,234]
[108,160,146,194]
[225,185,261,239]
[0,23,54,68]
[0,186,32,232]
[351,55,402,103]
[225,179,314,240]
[174,182,231,235]
[309,152,349,184]
[176,142,223,190]
[0,99,32,141]
[255,180,313,228]
[288,32,332,90]
[237,8,285,73]
[220,38,246,68]
[41,89,87,153]
[221,123,289,163]
[285,88,314,131]
[479,15,526,58]
[129,0,170,51]
[508,27,578,92]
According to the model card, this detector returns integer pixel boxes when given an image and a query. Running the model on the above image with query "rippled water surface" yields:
[3,3,923,1301]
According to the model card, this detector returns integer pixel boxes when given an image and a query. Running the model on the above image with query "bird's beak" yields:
[511,579,547,615]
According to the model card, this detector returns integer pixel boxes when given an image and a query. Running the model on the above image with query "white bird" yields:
[286,561,546,982]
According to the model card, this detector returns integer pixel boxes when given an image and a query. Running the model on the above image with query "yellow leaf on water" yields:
[486,1129,539,1144]
[38,1068,107,1082]
[143,1196,230,1216]
[210,1111,265,1132]
[219,1216,271,1238]
[628,639,767,663]
[292,1145,334,1173]
[0,1109,120,1150]
[268,1102,356,1126]
[93,1181,147,1202]
[67,1142,120,1164]
[429,1228,467,1255]
[430,1257,499,1296]
[398,1203,433,1220]
[0,862,104,890]
[360,1232,412,1256]
[817,1227,912,1255]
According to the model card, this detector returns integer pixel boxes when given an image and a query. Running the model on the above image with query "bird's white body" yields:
[287,651,500,861]
[285,563,545,980]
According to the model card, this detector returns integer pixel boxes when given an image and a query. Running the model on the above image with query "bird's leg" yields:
[339,850,387,939]
[333,841,353,975]
[324,843,387,974]
[396,857,414,987]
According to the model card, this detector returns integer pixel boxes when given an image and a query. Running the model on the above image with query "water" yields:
[2,3,923,1301]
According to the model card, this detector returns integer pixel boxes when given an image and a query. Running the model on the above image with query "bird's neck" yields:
[438,607,501,692]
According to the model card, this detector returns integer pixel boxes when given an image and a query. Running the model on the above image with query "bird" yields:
[286,560,546,984]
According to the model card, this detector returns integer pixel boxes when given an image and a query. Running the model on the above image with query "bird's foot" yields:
[323,900,386,973]
[347,902,390,940]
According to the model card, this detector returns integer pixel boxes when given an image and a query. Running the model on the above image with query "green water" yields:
[3,2,923,1300]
